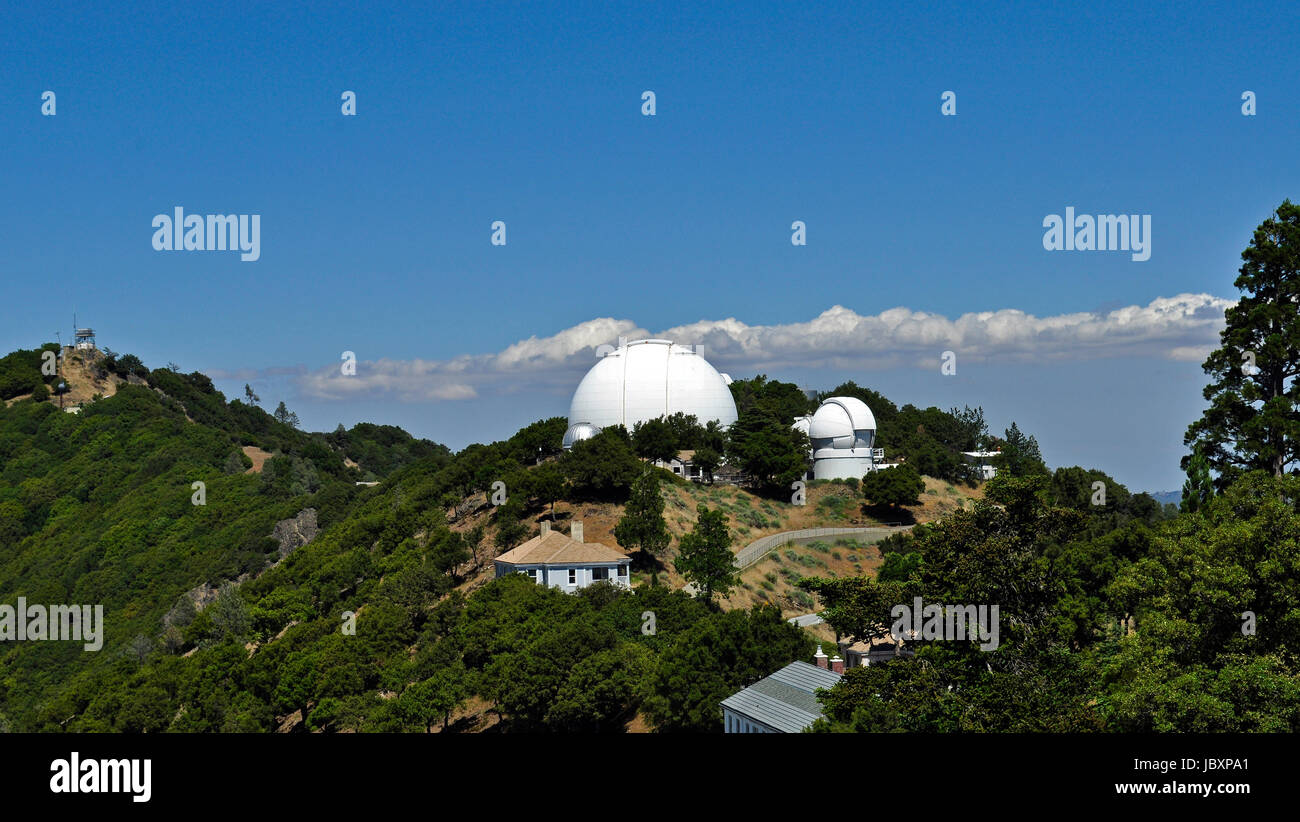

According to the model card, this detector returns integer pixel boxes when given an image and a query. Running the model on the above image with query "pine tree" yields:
[1185,200,1300,486]
[1180,445,1214,513]
[1001,422,1047,477]
[674,505,739,601]
[273,400,300,429]
[614,469,671,557]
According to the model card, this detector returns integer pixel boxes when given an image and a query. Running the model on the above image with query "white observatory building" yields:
[563,338,739,448]
[801,396,881,480]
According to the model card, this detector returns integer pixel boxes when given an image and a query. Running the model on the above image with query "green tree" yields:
[614,469,672,560]
[492,497,528,553]
[562,427,642,500]
[273,401,300,429]
[728,375,813,420]
[275,652,320,727]
[675,505,739,601]
[642,606,811,732]
[725,408,809,492]
[1185,201,1300,487]
[527,460,567,517]
[1181,445,1214,513]
[399,665,467,732]
[999,422,1048,477]
[210,582,250,640]
[693,445,721,484]
[632,417,678,464]
[860,464,925,510]
[545,643,653,732]
[798,576,912,644]
[509,416,567,463]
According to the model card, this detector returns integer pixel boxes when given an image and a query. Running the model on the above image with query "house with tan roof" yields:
[494,520,631,592]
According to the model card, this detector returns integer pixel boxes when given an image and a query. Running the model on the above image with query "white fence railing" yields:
[734,525,912,569]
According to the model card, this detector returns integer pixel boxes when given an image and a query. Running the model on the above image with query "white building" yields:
[562,338,738,449]
[494,521,631,592]
[721,654,843,733]
[653,449,701,481]
[804,396,881,480]
[962,450,1000,481]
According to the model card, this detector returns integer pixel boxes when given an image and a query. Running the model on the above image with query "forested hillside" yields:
[0,356,822,732]
[0,360,454,730]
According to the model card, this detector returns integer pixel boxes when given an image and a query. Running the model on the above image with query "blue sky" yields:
[2,1,1297,492]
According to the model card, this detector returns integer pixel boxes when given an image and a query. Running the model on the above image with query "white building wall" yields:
[722,708,777,733]
[497,563,631,591]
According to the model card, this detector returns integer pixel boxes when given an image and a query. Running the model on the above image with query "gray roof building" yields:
[721,659,842,733]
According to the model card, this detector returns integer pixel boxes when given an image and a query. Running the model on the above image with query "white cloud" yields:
[292,294,1231,403]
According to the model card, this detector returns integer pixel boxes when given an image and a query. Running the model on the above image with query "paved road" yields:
[787,613,824,627]
[734,525,911,569]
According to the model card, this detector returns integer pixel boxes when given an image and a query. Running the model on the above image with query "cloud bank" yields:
[293,293,1231,403]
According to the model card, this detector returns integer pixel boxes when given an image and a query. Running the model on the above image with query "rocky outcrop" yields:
[172,509,319,619]
[271,508,318,559]
[451,493,488,522]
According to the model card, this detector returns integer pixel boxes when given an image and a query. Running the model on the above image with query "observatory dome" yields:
[792,414,813,438]
[806,396,877,480]
[564,339,738,446]
[561,421,600,449]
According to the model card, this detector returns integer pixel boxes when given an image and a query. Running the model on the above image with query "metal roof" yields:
[721,661,841,733]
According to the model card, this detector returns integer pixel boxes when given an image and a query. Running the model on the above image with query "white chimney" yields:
[830,655,845,674]
[571,521,583,543]
[540,521,551,536]
[814,644,828,669]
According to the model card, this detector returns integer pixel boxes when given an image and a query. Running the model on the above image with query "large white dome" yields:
[565,339,738,445]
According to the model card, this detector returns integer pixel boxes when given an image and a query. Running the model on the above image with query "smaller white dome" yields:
[808,397,877,479]
[809,397,876,443]
[563,422,599,449]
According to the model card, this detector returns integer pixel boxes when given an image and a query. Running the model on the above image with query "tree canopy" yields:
[1185,200,1300,488]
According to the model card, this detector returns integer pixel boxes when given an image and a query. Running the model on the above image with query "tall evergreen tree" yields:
[1185,200,1300,487]
[1000,422,1047,477]
[613,469,671,558]
[675,505,739,601]
[1180,445,1214,513]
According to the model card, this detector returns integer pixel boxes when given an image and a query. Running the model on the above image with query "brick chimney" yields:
[540,521,551,536]
[830,655,845,674]
[814,644,828,669]
[571,521,583,543]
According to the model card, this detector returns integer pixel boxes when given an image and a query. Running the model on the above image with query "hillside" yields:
[445,474,981,619]
[0,352,452,730]
[4,344,1240,736]
[1,346,944,732]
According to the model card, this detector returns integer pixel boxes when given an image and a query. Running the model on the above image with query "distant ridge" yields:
[1146,490,1183,507]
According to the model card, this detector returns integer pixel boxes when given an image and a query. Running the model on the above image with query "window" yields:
[592,567,609,581]
[568,568,576,585]
[618,564,628,577]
